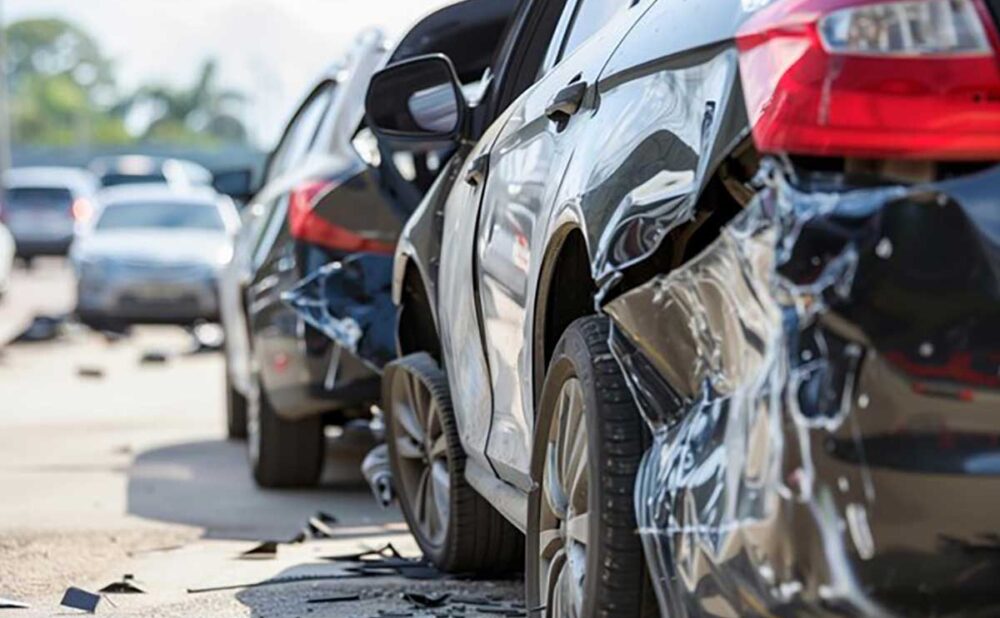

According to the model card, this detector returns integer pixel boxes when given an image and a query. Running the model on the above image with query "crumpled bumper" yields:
[605,161,1000,617]
[282,253,397,373]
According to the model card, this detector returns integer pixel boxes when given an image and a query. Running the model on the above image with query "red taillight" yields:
[736,0,1000,159]
[287,180,395,254]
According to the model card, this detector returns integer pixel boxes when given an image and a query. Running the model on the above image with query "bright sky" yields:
[5,0,452,147]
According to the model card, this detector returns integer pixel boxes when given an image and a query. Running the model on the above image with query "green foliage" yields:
[4,17,249,147]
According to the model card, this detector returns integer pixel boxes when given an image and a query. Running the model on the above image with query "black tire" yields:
[225,366,248,440]
[247,377,324,488]
[526,316,656,618]
[384,352,523,574]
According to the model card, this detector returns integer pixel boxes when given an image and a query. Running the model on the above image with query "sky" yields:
[5,0,452,147]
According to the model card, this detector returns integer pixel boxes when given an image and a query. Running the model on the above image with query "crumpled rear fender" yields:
[605,161,1000,617]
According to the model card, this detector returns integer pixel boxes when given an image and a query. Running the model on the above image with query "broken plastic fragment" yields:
[60,587,100,613]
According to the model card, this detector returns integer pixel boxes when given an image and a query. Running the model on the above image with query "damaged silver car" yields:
[367,0,1000,615]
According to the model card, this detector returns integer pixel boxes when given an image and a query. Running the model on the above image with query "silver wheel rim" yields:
[539,377,589,618]
[391,369,450,548]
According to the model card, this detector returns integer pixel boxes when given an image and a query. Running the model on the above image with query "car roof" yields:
[89,155,212,184]
[97,183,220,207]
[3,166,99,194]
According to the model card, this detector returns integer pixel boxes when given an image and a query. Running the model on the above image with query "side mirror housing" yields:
[212,168,257,205]
[365,54,468,151]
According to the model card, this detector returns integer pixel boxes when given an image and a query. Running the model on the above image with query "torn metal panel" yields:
[606,161,1000,617]
[282,253,397,372]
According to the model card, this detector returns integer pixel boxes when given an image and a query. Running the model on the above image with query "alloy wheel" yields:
[539,377,589,617]
[389,368,451,548]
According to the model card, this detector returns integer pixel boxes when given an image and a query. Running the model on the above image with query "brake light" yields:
[71,198,93,222]
[287,180,395,254]
[735,0,1000,159]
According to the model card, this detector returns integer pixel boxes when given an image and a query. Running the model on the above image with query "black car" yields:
[367,0,1000,615]
[228,1,516,488]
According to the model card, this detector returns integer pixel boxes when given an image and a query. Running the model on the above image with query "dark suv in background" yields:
[223,0,516,487]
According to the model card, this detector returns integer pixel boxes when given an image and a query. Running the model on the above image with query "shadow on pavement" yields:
[127,434,403,542]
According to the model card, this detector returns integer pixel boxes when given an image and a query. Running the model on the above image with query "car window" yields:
[266,84,335,182]
[95,202,225,232]
[559,0,632,64]
[4,187,73,214]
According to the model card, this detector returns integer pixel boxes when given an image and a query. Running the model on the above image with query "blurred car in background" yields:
[90,155,213,189]
[0,222,14,300]
[221,0,515,488]
[72,184,238,329]
[1,166,99,264]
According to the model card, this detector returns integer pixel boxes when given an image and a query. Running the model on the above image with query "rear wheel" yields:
[384,353,522,573]
[225,367,248,440]
[527,316,655,617]
[247,377,324,488]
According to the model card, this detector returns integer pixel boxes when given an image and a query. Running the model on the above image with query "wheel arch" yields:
[397,259,443,364]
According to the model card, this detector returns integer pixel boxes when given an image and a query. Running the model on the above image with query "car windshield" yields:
[95,201,224,232]
[100,173,167,187]
[4,187,73,214]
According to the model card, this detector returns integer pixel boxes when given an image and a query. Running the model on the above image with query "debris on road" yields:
[139,350,170,364]
[403,591,449,608]
[239,541,278,559]
[321,542,402,562]
[307,593,362,604]
[0,597,29,609]
[76,366,105,379]
[60,586,101,613]
[362,444,395,508]
[98,574,145,594]
[10,314,67,344]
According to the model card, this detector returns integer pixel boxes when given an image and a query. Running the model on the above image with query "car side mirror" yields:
[366,54,468,151]
[212,168,257,205]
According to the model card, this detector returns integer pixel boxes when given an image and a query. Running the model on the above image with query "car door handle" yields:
[465,154,490,187]
[545,81,588,123]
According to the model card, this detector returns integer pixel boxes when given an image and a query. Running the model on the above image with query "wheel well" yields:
[397,263,442,363]
[533,229,597,404]
[532,141,758,405]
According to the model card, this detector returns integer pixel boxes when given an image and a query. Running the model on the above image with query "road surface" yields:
[0,259,522,617]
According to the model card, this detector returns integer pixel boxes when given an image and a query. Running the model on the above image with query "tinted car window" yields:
[99,173,167,187]
[560,0,630,62]
[96,202,224,232]
[267,84,335,182]
[5,187,73,213]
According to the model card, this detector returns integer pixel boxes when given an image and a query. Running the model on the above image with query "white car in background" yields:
[71,184,239,328]
[0,221,14,300]
[2,166,99,263]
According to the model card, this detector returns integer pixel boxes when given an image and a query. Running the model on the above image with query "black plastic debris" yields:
[99,574,145,594]
[10,314,66,344]
[321,542,402,562]
[305,511,339,539]
[0,597,29,609]
[188,573,357,594]
[139,350,170,365]
[403,592,450,608]
[76,366,105,379]
[239,541,278,559]
[60,587,100,613]
[307,594,362,604]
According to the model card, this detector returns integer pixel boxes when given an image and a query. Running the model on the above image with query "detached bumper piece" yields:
[606,161,1000,617]
[282,253,397,373]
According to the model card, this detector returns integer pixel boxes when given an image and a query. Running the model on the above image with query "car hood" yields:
[75,229,229,265]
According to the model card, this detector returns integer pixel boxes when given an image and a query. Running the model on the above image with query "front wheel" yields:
[384,353,522,574]
[527,316,656,617]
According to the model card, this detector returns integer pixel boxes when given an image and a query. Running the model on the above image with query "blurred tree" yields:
[4,18,128,145]
[132,59,249,144]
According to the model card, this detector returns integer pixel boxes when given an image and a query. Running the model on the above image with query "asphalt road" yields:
[0,259,522,617]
